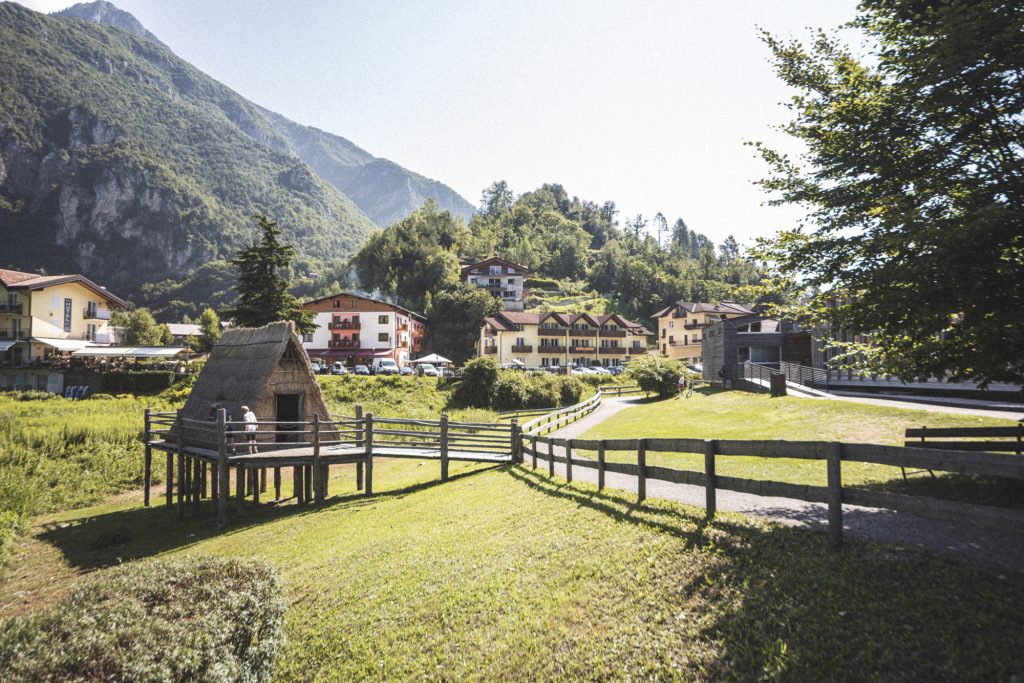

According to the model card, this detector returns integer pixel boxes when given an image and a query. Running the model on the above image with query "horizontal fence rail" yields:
[520,434,1024,545]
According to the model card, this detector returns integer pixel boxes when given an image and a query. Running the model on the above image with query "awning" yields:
[0,340,24,351]
[412,353,452,365]
[32,337,95,352]
[71,346,188,358]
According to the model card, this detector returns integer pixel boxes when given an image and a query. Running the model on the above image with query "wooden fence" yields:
[521,434,1024,546]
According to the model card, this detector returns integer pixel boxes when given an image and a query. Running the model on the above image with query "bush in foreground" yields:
[0,556,287,682]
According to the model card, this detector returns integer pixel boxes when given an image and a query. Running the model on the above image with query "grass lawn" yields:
[580,389,1023,505]
[2,459,1024,681]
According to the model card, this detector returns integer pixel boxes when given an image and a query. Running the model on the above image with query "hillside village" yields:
[1,1,1023,681]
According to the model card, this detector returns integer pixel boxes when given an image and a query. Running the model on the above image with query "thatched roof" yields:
[180,321,331,422]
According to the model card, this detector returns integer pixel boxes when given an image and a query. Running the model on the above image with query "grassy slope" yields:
[581,389,1021,504]
[2,460,1023,681]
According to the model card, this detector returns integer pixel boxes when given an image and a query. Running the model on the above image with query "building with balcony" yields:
[462,257,528,312]
[650,301,754,365]
[701,314,811,383]
[479,311,651,368]
[0,268,126,370]
[300,292,427,367]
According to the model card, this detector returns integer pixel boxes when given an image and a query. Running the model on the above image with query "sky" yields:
[22,0,860,246]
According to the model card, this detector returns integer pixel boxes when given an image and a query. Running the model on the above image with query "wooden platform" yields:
[149,440,512,465]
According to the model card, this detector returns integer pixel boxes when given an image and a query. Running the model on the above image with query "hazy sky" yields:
[22,0,860,246]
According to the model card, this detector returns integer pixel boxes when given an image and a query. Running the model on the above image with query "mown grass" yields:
[581,389,1022,505]
[316,375,495,422]
[2,459,1023,681]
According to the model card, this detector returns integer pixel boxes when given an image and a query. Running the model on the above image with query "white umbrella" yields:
[412,353,452,365]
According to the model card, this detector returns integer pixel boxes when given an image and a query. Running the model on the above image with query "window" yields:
[669,336,674,343]
[507,278,515,284]
[302,333,313,343]
[378,332,389,343]
[333,299,340,308]
[490,265,501,275]
[669,321,674,328]
[516,337,526,346]
[378,315,388,324]
[85,324,96,341]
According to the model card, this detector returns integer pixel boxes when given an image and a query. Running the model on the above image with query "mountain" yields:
[258,107,475,227]
[0,1,474,309]
[56,0,161,45]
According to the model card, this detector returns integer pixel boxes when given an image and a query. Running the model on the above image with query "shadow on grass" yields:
[855,471,1024,510]
[34,463,502,572]
[508,464,1024,680]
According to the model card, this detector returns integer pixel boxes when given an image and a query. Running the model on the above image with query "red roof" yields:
[460,257,529,277]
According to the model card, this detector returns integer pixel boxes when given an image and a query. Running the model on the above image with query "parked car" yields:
[310,361,322,374]
[607,365,626,376]
[331,362,348,375]
[354,364,370,376]
[588,366,611,375]
[400,366,415,376]
[417,363,438,377]
[372,358,400,375]
[572,366,595,375]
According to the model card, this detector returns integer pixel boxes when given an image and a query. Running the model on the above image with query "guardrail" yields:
[521,434,1024,545]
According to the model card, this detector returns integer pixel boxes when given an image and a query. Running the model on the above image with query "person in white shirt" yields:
[241,405,259,454]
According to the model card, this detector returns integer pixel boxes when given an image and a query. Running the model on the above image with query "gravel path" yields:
[544,397,1024,574]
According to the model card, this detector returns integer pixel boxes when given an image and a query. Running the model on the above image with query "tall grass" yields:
[0,393,174,563]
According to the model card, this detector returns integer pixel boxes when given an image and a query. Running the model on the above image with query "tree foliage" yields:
[111,308,165,346]
[425,283,502,364]
[753,0,1024,385]
[197,307,221,352]
[225,215,314,334]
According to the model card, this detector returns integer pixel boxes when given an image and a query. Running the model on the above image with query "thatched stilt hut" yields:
[180,321,332,439]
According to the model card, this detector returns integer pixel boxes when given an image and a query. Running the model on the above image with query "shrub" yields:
[525,276,561,290]
[101,371,175,395]
[88,393,115,400]
[558,376,585,406]
[452,357,499,408]
[492,372,530,411]
[525,374,561,409]
[0,556,287,682]
[627,356,683,398]
[8,390,59,401]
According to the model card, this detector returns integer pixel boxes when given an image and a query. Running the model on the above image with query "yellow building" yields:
[0,268,126,366]
[650,301,754,365]
[479,312,651,368]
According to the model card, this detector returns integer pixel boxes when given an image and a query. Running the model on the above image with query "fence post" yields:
[176,415,185,519]
[365,413,374,495]
[827,442,843,548]
[565,439,573,483]
[637,438,647,504]
[167,409,180,508]
[312,414,323,505]
[143,408,152,506]
[598,441,606,491]
[355,404,364,490]
[548,438,555,478]
[440,412,450,482]
[532,435,538,469]
[511,419,520,463]
[704,439,716,518]
[216,408,228,526]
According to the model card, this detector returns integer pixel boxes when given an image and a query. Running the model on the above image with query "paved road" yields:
[544,397,1024,574]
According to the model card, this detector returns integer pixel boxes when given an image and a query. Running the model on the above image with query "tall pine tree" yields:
[226,215,314,334]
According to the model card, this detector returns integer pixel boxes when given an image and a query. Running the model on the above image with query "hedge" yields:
[100,371,175,395]
[0,556,287,682]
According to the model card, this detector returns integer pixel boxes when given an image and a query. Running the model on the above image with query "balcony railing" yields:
[539,345,567,354]
[328,321,361,330]
[84,307,111,320]
[511,345,533,353]
[683,322,707,330]
[569,329,597,337]
[0,303,24,314]
[329,339,361,349]
[85,333,111,344]
[0,330,28,340]
[484,345,498,354]
[669,340,699,346]
[539,327,567,337]
[599,329,626,337]
[598,346,624,354]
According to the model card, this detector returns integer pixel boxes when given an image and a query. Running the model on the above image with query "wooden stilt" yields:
[192,457,201,514]
[274,467,282,500]
[217,409,228,527]
[236,466,245,513]
[143,408,152,506]
[165,451,174,508]
[304,465,312,503]
[260,467,267,493]
[293,466,303,503]
[176,445,185,520]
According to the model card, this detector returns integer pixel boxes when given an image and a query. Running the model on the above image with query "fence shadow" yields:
[33,463,502,572]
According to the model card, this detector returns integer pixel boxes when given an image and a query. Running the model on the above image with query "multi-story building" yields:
[301,293,427,367]
[701,314,811,382]
[479,311,651,368]
[650,301,754,365]
[0,268,125,367]
[462,257,528,312]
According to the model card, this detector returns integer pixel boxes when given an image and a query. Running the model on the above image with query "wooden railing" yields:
[521,435,1024,545]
